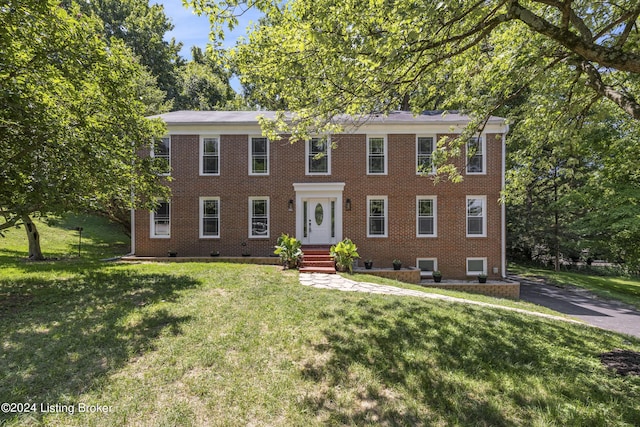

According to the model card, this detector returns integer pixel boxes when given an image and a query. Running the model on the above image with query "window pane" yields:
[252,157,267,173]
[252,200,267,216]
[369,218,385,235]
[417,137,434,171]
[369,157,384,173]
[310,156,327,173]
[419,199,433,216]
[309,138,328,173]
[468,259,485,273]
[467,137,483,172]
[204,200,218,216]
[155,138,169,156]
[419,218,434,235]
[204,138,218,154]
[468,217,483,235]
[203,219,219,235]
[418,259,435,272]
[369,138,384,153]
[203,157,219,174]
[467,199,483,216]
[252,137,267,154]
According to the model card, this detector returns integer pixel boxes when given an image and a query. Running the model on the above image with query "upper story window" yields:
[200,136,220,175]
[150,200,170,238]
[306,137,330,175]
[416,136,435,174]
[416,196,437,237]
[200,197,220,238]
[466,196,487,237]
[367,136,387,174]
[249,136,269,175]
[367,196,388,237]
[152,137,170,175]
[249,197,270,238]
[467,137,485,174]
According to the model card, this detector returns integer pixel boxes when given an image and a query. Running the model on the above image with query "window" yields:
[150,200,170,238]
[249,197,269,238]
[417,197,437,237]
[152,137,170,175]
[367,196,388,237]
[467,196,486,237]
[307,137,330,175]
[200,197,220,238]
[200,136,220,175]
[417,258,438,277]
[467,137,485,174]
[250,136,269,175]
[416,136,435,174]
[367,136,387,174]
[467,258,487,276]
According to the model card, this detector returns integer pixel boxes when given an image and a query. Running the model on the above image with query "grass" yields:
[1,219,640,425]
[510,264,640,310]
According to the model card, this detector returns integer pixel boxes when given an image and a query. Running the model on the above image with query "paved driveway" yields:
[517,277,640,339]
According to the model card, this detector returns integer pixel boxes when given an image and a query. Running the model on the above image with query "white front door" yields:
[306,198,333,244]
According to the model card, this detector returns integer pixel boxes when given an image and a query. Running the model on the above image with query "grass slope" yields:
[1,219,639,425]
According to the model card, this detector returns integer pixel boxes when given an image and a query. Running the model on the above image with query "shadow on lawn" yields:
[0,266,198,421]
[300,298,640,426]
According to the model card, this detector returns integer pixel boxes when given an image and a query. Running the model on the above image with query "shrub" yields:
[274,233,302,269]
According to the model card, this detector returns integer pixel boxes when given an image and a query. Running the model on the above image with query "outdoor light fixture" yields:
[345,198,352,211]
[288,199,294,211]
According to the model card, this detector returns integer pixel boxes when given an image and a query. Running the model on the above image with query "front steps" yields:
[299,246,336,274]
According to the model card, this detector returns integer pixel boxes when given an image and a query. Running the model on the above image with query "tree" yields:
[187,0,640,130]
[173,47,237,110]
[1,1,170,259]
[63,0,183,104]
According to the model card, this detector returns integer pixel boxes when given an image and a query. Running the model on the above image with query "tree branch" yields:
[508,0,640,73]
[575,60,640,120]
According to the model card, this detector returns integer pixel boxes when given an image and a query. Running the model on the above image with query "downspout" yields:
[501,123,509,278]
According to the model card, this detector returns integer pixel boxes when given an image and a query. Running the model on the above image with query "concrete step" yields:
[300,266,337,274]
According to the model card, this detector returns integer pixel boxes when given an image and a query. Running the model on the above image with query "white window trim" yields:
[417,258,438,277]
[466,257,487,276]
[199,135,220,176]
[150,200,170,239]
[199,197,221,239]
[366,135,387,175]
[416,135,436,175]
[248,136,269,176]
[466,195,487,237]
[416,196,437,237]
[151,136,171,176]
[466,136,486,175]
[367,195,388,238]
[248,196,270,239]
[305,137,331,175]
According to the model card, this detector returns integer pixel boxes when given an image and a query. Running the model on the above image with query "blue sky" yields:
[155,1,261,58]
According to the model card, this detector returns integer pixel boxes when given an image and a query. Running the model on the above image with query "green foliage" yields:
[330,238,360,273]
[274,233,302,269]
[0,0,170,257]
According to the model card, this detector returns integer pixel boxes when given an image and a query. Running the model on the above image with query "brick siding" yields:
[134,121,504,280]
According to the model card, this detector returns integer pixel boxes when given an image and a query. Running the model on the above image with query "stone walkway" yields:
[299,273,583,325]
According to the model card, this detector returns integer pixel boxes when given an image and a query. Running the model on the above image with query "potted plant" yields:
[168,250,177,257]
[330,238,360,273]
[392,259,402,270]
[364,259,373,269]
[478,273,488,283]
[274,233,302,270]
[210,250,220,257]
[432,271,442,283]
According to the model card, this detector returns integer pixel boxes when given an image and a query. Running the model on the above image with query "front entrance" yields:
[293,182,345,246]
[304,198,334,244]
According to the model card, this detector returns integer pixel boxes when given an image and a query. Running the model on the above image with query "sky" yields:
[155,1,261,58]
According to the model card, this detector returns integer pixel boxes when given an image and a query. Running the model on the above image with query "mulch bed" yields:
[600,349,640,376]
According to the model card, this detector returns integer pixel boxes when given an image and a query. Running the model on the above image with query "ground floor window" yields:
[466,257,487,276]
[200,197,220,238]
[151,200,170,238]
[249,197,269,238]
[367,196,387,237]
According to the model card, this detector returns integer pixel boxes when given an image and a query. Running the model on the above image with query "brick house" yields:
[132,110,508,280]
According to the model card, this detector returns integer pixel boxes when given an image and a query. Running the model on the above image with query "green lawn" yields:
[1,219,640,425]
[510,264,640,310]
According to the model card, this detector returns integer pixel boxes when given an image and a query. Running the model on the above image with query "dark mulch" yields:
[600,349,640,376]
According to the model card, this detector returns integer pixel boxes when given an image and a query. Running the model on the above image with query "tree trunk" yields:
[22,214,45,260]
